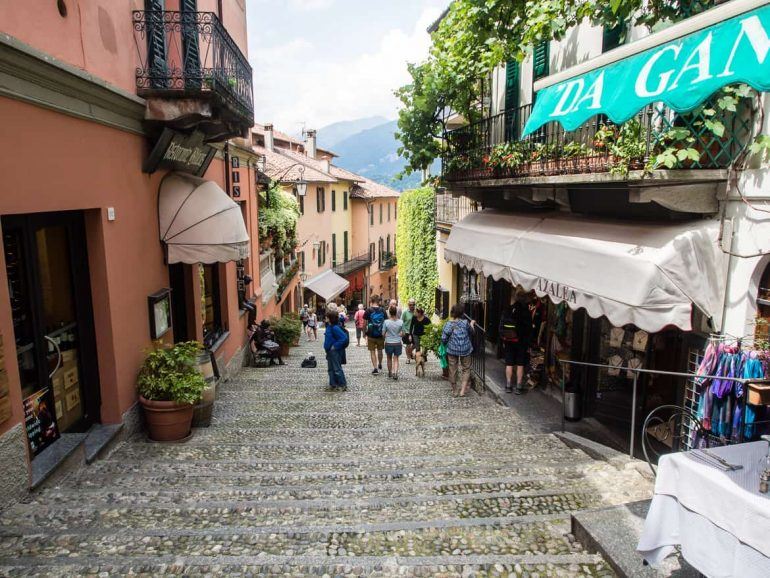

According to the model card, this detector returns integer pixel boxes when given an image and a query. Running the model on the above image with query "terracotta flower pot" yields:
[279,343,290,357]
[139,396,194,442]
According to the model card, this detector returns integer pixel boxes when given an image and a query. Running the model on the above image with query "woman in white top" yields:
[383,305,404,380]
[306,312,318,341]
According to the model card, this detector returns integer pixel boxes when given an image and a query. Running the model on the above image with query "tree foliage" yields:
[396,0,682,174]
[396,188,438,310]
[258,181,300,256]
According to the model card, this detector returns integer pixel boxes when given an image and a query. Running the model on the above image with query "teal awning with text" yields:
[522,4,770,137]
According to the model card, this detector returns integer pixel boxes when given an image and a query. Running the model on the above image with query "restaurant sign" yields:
[537,278,578,305]
[144,129,216,176]
[523,4,770,136]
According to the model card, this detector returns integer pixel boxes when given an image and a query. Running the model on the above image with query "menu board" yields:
[23,387,59,456]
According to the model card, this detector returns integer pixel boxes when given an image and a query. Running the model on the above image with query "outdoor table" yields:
[637,441,770,577]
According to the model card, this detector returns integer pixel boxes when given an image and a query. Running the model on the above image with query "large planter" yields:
[279,343,291,357]
[140,396,194,442]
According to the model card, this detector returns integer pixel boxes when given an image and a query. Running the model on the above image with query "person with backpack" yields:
[499,289,533,395]
[354,303,367,347]
[323,310,348,391]
[441,304,476,397]
[364,295,386,374]
[383,305,405,380]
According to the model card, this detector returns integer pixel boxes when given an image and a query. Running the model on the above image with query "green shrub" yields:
[420,318,448,359]
[137,341,206,404]
[269,315,302,345]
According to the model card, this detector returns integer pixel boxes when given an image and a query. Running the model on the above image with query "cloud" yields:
[250,6,443,132]
[286,0,334,10]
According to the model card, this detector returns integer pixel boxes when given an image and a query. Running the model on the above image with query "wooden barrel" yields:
[195,350,217,404]
[191,400,214,428]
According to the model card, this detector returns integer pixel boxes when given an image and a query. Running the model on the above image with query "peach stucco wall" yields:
[295,184,334,280]
[351,198,398,303]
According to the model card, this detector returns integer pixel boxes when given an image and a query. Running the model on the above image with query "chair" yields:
[641,404,709,477]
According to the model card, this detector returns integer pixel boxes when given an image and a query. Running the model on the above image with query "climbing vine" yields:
[258,181,300,257]
[396,188,438,310]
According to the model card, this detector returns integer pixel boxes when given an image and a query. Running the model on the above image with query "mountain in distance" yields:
[315,116,388,149]
[326,119,436,192]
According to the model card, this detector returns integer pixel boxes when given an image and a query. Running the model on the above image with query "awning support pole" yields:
[630,371,639,459]
[561,372,566,434]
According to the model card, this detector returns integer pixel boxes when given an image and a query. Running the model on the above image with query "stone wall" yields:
[0,424,30,509]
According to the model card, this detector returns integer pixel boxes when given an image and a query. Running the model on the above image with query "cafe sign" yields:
[144,128,216,176]
[523,4,770,136]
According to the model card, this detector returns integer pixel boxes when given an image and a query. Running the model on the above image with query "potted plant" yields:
[283,311,302,345]
[137,341,207,442]
[269,315,303,356]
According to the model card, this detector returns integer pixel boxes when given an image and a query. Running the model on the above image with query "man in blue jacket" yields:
[324,310,348,391]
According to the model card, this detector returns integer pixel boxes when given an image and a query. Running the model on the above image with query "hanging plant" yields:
[258,181,300,257]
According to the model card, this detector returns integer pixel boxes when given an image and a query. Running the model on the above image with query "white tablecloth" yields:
[638,441,770,577]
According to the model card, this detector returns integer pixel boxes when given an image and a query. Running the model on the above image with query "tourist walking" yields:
[410,307,431,353]
[383,305,404,379]
[364,295,386,374]
[401,298,416,363]
[441,304,476,397]
[499,290,533,395]
[354,303,366,347]
[306,310,318,341]
[299,304,309,332]
[323,310,348,390]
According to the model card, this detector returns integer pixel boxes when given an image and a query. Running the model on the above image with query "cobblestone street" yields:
[0,331,652,577]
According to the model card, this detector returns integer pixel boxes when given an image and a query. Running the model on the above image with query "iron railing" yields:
[464,314,486,385]
[133,10,254,125]
[443,98,751,181]
[380,252,397,271]
[435,190,479,227]
[333,253,372,276]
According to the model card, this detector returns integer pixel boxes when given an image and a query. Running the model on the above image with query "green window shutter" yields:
[343,231,348,262]
[533,41,549,81]
[332,234,337,266]
[504,60,520,111]
[332,190,336,211]
[602,23,625,53]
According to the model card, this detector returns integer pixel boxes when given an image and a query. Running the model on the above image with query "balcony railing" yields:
[379,252,397,271]
[133,10,254,127]
[435,190,479,227]
[443,98,751,182]
[333,253,372,276]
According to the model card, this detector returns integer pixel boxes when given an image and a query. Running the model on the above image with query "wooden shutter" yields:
[504,60,520,140]
[533,41,549,80]
[332,234,337,266]
[343,231,349,262]
[602,23,625,53]
[332,190,336,211]
[316,188,321,212]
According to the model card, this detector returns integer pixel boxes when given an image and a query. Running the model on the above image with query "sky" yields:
[247,0,447,133]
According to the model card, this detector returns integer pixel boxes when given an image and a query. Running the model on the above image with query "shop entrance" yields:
[2,212,100,457]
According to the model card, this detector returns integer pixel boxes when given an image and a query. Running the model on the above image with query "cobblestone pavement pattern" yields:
[0,328,652,577]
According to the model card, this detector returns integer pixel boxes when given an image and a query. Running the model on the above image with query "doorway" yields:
[2,212,100,456]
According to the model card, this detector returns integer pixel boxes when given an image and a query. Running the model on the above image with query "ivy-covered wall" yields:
[396,187,438,310]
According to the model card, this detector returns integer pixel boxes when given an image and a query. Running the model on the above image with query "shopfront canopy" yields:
[445,211,724,333]
[522,0,770,137]
[159,172,250,264]
[303,270,350,302]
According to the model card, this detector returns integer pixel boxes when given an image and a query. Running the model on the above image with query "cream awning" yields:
[159,173,250,264]
[445,211,724,333]
[303,269,350,302]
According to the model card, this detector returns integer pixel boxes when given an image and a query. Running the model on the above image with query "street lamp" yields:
[295,165,308,197]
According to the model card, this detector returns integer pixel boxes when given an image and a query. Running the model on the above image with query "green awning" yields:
[522,4,770,137]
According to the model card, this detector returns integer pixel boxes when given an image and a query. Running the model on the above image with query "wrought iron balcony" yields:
[442,97,751,183]
[435,190,478,228]
[133,10,254,138]
[379,252,397,271]
[333,253,372,276]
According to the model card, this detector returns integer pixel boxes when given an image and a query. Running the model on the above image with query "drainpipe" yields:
[224,142,231,196]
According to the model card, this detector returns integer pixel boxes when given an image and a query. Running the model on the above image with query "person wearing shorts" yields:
[354,303,366,346]
[364,295,385,373]
[383,305,404,380]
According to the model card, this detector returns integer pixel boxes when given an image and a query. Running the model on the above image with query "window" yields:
[379,203,383,224]
[343,231,349,262]
[388,203,391,221]
[316,187,325,212]
[317,240,327,267]
[378,237,384,262]
[343,191,348,211]
[300,251,305,272]
[332,233,337,267]
[332,190,336,211]
[200,264,224,349]
[394,203,397,219]
[504,60,521,140]
[369,242,375,262]
[386,234,391,254]
[295,188,304,214]
[369,204,374,226]
[533,41,550,81]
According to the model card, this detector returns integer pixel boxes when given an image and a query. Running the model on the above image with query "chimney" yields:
[264,123,274,152]
[306,129,317,159]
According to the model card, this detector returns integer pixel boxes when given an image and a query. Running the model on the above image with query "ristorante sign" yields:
[144,129,216,176]
[523,4,770,136]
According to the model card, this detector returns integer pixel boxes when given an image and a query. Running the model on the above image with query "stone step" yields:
[34,474,589,505]
[0,555,615,577]
[107,435,571,462]
[0,518,580,559]
[1,490,602,531]
[212,398,480,412]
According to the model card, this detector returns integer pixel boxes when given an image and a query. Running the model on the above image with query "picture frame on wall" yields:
[148,289,172,340]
